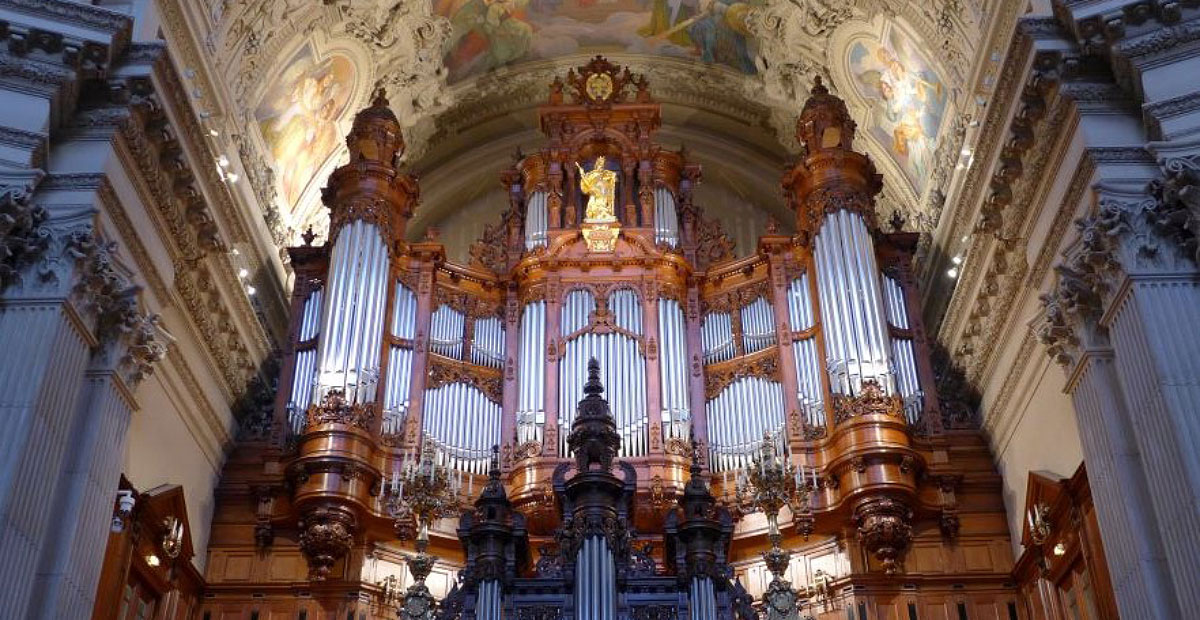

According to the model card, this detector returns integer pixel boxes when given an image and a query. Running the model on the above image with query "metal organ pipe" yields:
[525,190,548,250]
[576,536,616,620]
[657,299,690,443]
[471,317,505,368]
[477,579,501,620]
[689,576,716,620]
[701,312,734,364]
[517,301,546,445]
[288,287,324,434]
[654,187,679,247]
[314,220,389,405]
[430,305,466,359]
[813,209,893,396]
[881,274,923,424]
[382,282,418,436]
[558,289,648,457]
[706,377,786,472]
[739,296,776,354]
[421,383,501,475]
[786,275,824,428]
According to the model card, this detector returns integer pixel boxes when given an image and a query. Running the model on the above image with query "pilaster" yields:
[1041,168,1200,614]
[32,313,167,619]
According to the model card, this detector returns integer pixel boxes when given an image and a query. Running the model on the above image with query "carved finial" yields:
[301,225,316,246]
[584,357,603,397]
[489,444,501,481]
[689,425,703,475]
[372,86,389,108]
[423,227,440,242]
[811,75,828,95]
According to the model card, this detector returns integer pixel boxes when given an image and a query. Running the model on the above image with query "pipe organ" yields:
[217,60,1013,620]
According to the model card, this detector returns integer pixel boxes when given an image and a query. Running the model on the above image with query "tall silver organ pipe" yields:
[559,289,648,457]
[739,296,776,354]
[383,282,418,435]
[786,275,825,428]
[314,220,389,405]
[689,576,717,620]
[430,304,466,359]
[657,298,691,443]
[575,535,617,620]
[881,274,923,424]
[813,209,893,396]
[422,383,502,475]
[706,377,786,472]
[471,316,505,368]
[476,579,502,620]
[609,288,643,334]
[524,190,548,250]
[517,301,546,445]
[700,312,735,364]
[653,187,679,247]
[288,287,324,434]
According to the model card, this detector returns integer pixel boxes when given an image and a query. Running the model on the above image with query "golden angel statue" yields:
[576,157,618,223]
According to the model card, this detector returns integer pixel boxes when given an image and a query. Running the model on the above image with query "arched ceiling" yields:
[175,0,1008,258]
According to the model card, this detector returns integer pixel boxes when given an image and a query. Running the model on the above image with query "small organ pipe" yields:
[701,312,734,363]
[431,305,466,360]
[517,301,546,444]
[421,383,501,474]
[525,191,548,250]
[740,296,776,354]
[658,299,690,442]
[706,377,786,472]
[471,317,505,368]
[881,274,922,423]
[654,187,680,247]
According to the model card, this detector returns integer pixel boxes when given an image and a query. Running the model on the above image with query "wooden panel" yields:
[222,553,253,581]
[268,553,305,581]
[963,542,996,571]
[911,542,947,573]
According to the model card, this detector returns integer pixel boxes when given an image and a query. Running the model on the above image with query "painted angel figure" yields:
[577,156,618,223]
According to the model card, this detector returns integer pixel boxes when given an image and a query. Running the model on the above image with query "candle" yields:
[468,473,474,498]
[812,469,818,489]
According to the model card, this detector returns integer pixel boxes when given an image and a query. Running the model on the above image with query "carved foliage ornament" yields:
[0,173,48,290]
[427,358,503,404]
[831,379,903,424]
[855,497,914,575]
[305,388,376,430]
[297,505,356,580]
[704,355,779,399]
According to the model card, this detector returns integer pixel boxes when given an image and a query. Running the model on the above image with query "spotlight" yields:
[947,268,959,278]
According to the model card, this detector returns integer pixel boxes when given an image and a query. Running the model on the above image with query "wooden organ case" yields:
[200,60,1018,619]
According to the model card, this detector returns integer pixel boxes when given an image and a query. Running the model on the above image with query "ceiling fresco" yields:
[434,0,762,81]
[841,22,949,196]
[253,44,357,237]
[181,0,997,250]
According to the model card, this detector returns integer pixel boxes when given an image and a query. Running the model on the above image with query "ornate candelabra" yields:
[385,442,462,620]
[733,433,817,620]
